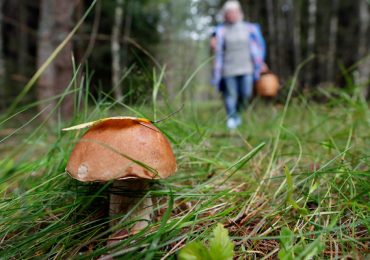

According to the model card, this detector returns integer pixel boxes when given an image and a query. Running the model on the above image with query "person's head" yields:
[222,1,244,24]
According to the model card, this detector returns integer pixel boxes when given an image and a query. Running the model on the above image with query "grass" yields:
[0,75,369,259]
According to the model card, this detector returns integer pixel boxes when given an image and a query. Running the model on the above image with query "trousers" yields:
[221,74,253,118]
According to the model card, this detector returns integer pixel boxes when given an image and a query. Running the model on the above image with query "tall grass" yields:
[0,8,369,256]
[0,62,369,259]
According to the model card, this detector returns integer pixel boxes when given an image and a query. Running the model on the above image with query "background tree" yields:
[356,0,370,97]
[37,0,78,120]
[292,0,302,70]
[305,0,317,85]
[111,0,124,100]
[37,0,55,119]
[18,0,28,77]
[265,0,277,72]
[327,0,339,82]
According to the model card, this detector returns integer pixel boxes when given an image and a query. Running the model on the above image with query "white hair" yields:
[222,1,244,21]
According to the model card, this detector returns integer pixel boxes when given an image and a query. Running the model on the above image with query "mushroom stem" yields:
[109,179,153,233]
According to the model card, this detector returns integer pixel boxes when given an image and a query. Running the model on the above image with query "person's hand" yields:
[261,63,269,73]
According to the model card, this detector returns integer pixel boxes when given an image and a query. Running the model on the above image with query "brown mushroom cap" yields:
[65,118,177,182]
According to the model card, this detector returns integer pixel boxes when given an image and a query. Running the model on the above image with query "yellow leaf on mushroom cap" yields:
[62,116,151,131]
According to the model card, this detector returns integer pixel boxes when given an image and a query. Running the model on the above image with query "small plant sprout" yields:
[63,116,177,235]
[178,223,234,260]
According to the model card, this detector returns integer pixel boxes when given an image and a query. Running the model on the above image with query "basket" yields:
[256,72,280,97]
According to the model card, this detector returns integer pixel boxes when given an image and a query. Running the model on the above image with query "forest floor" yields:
[0,93,369,259]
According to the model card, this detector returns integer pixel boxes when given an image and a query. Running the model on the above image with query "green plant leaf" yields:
[278,227,295,260]
[178,242,210,260]
[208,223,234,260]
[280,227,294,249]
[284,166,309,215]
[278,250,294,260]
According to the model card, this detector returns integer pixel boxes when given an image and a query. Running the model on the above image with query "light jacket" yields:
[211,22,266,89]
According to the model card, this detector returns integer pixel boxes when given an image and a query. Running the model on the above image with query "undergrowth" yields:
[0,73,369,259]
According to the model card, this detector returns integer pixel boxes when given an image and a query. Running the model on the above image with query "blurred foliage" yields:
[0,0,369,107]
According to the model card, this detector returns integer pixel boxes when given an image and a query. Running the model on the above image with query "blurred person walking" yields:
[211,1,266,129]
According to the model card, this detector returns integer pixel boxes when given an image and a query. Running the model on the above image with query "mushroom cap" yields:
[65,117,177,182]
[256,73,280,97]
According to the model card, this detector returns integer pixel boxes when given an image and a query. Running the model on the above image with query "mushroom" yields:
[64,117,177,233]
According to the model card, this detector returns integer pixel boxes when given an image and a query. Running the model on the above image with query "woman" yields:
[211,1,266,129]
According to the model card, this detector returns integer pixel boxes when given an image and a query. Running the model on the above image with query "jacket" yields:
[211,22,266,89]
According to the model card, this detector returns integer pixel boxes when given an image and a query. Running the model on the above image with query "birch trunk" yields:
[357,0,370,98]
[54,1,77,119]
[121,1,132,77]
[111,0,124,100]
[37,0,77,121]
[305,0,317,85]
[358,0,370,59]
[327,0,339,82]
[37,0,56,120]
[292,0,302,69]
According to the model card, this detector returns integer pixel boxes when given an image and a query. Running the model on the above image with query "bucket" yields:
[256,72,280,97]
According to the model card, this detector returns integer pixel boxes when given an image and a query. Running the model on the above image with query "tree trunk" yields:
[54,1,77,119]
[0,0,5,109]
[276,0,288,79]
[266,0,277,72]
[121,1,132,78]
[18,0,28,77]
[305,0,317,86]
[357,0,370,98]
[327,0,340,82]
[111,0,124,100]
[74,0,84,63]
[284,0,294,77]
[37,0,56,120]
[37,0,77,121]
[358,0,369,59]
[292,0,302,69]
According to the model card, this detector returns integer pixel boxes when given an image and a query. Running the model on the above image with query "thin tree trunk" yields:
[327,0,339,82]
[266,0,277,72]
[305,0,317,86]
[285,0,294,77]
[37,0,77,121]
[80,0,101,63]
[0,0,5,109]
[276,0,287,78]
[163,35,175,99]
[74,0,84,63]
[111,0,124,100]
[357,0,370,98]
[121,1,132,76]
[53,1,77,119]
[37,0,56,120]
[18,0,28,76]
[292,0,302,69]
[358,0,369,59]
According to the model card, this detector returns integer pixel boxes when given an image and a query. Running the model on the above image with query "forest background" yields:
[0,0,369,117]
